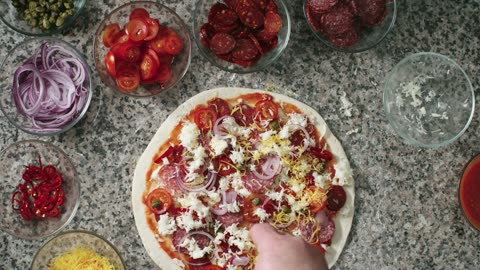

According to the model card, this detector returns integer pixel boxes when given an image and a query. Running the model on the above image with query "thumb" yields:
[249,223,281,250]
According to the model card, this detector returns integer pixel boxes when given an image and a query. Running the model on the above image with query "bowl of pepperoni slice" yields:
[304,0,397,53]
[193,0,291,73]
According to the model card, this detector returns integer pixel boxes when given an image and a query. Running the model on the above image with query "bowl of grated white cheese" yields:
[383,52,474,148]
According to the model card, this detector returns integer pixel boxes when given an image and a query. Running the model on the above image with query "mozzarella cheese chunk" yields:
[157,214,177,235]
[223,200,241,213]
[176,211,205,232]
[332,163,352,186]
[179,121,200,150]
[254,208,270,222]
[180,236,213,259]
[230,147,246,164]
[210,135,228,156]
[231,175,251,197]
[177,193,210,219]
[287,113,308,127]
[312,172,330,189]
[224,224,253,254]
[266,189,284,202]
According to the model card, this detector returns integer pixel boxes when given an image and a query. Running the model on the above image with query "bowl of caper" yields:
[0,0,86,36]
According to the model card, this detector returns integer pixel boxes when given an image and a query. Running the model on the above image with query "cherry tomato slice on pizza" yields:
[115,63,140,92]
[129,8,150,20]
[126,19,149,42]
[217,156,236,176]
[254,99,279,122]
[194,107,218,131]
[103,23,121,48]
[146,188,173,215]
[105,51,116,77]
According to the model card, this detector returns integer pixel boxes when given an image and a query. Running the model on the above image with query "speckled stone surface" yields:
[1,0,480,269]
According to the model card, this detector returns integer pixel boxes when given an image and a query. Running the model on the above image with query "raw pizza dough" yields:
[132,87,355,269]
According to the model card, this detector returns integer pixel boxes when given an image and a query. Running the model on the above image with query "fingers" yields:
[249,223,282,250]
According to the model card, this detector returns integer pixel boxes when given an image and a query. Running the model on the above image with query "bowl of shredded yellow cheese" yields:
[31,230,125,270]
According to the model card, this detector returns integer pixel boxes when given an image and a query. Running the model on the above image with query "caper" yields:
[55,17,64,27]
[28,1,37,10]
[42,17,51,29]
[252,197,262,206]
[282,205,291,214]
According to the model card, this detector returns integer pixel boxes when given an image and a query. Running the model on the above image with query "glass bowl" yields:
[0,0,86,36]
[0,140,80,240]
[303,0,397,53]
[31,230,126,270]
[192,0,291,74]
[93,1,192,97]
[383,52,474,148]
[0,37,93,136]
[459,153,480,232]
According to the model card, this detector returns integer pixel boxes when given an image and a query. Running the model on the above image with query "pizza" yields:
[132,88,354,270]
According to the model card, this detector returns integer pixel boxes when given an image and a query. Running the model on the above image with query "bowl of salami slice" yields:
[193,0,291,73]
[304,0,397,53]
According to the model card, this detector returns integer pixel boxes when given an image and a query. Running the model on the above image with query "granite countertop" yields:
[1,0,480,269]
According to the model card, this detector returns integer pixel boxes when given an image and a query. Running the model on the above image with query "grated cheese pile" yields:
[49,247,115,270]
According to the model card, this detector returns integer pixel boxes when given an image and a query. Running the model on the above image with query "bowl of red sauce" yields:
[0,140,80,240]
[459,154,480,231]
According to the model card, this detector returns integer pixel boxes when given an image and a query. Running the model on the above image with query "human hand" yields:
[249,223,328,270]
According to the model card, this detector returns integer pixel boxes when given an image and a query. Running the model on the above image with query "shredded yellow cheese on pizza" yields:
[49,247,115,270]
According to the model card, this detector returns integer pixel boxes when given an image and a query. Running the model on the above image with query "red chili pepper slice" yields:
[48,207,60,218]
[43,165,57,178]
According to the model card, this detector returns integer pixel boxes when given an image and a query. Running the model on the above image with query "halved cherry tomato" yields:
[140,49,160,80]
[103,23,121,48]
[149,28,183,55]
[156,63,173,83]
[208,98,230,117]
[105,51,116,77]
[308,186,327,214]
[144,18,161,41]
[126,18,148,41]
[217,156,236,176]
[111,41,142,62]
[205,265,224,270]
[158,53,174,65]
[232,103,254,126]
[116,63,140,91]
[146,188,173,215]
[163,31,184,55]
[255,99,279,122]
[243,194,266,223]
[113,29,129,45]
[194,107,218,131]
[129,8,150,20]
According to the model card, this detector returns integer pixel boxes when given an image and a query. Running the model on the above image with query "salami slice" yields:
[213,21,239,33]
[307,0,338,15]
[265,0,278,13]
[216,212,244,227]
[252,0,267,10]
[264,11,283,34]
[305,5,322,33]
[213,8,239,27]
[158,164,184,193]
[208,3,228,23]
[319,219,336,243]
[216,52,233,62]
[354,0,387,26]
[326,185,347,211]
[299,218,319,243]
[331,28,359,47]
[231,25,250,39]
[172,228,187,251]
[248,33,264,55]
[225,0,239,9]
[232,38,259,60]
[241,172,274,193]
[232,54,260,67]
[238,6,265,29]
[235,0,257,12]
[260,36,278,53]
[210,33,237,55]
[256,29,277,42]
[200,23,216,47]
[319,3,355,37]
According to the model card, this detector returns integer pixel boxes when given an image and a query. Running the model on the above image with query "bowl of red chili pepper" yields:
[0,140,80,240]
[93,1,191,97]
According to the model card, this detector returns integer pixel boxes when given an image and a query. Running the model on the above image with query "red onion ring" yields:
[252,154,281,180]
[213,115,235,137]
[231,255,250,266]
[211,190,238,216]
[12,42,90,132]
[175,170,217,192]
[289,124,312,150]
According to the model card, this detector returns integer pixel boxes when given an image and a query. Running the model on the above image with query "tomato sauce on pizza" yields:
[142,93,349,270]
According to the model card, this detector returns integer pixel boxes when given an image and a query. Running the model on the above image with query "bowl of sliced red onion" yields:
[0,37,92,135]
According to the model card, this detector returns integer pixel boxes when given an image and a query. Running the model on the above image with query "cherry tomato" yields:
[146,188,173,215]
[105,51,116,77]
[208,98,231,117]
[149,28,183,55]
[129,8,150,20]
[232,103,254,126]
[163,31,184,55]
[308,186,327,214]
[144,18,161,41]
[255,99,279,122]
[155,63,173,83]
[326,185,346,211]
[217,156,236,176]
[243,194,266,223]
[111,41,142,62]
[140,49,160,80]
[116,64,140,92]
[158,53,174,65]
[113,29,129,45]
[103,23,121,48]
[205,265,224,270]
[194,107,218,131]
[126,18,149,42]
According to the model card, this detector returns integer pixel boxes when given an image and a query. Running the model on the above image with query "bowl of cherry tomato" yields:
[0,140,80,240]
[192,0,291,73]
[93,1,191,97]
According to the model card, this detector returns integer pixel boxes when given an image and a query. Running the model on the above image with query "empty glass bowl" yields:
[303,0,397,53]
[192,0,291,73]
[0,0,86,36]
[0,140,80,240]
[93,1,192,97]
[383,52,474,148]
[31,230,126,270]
